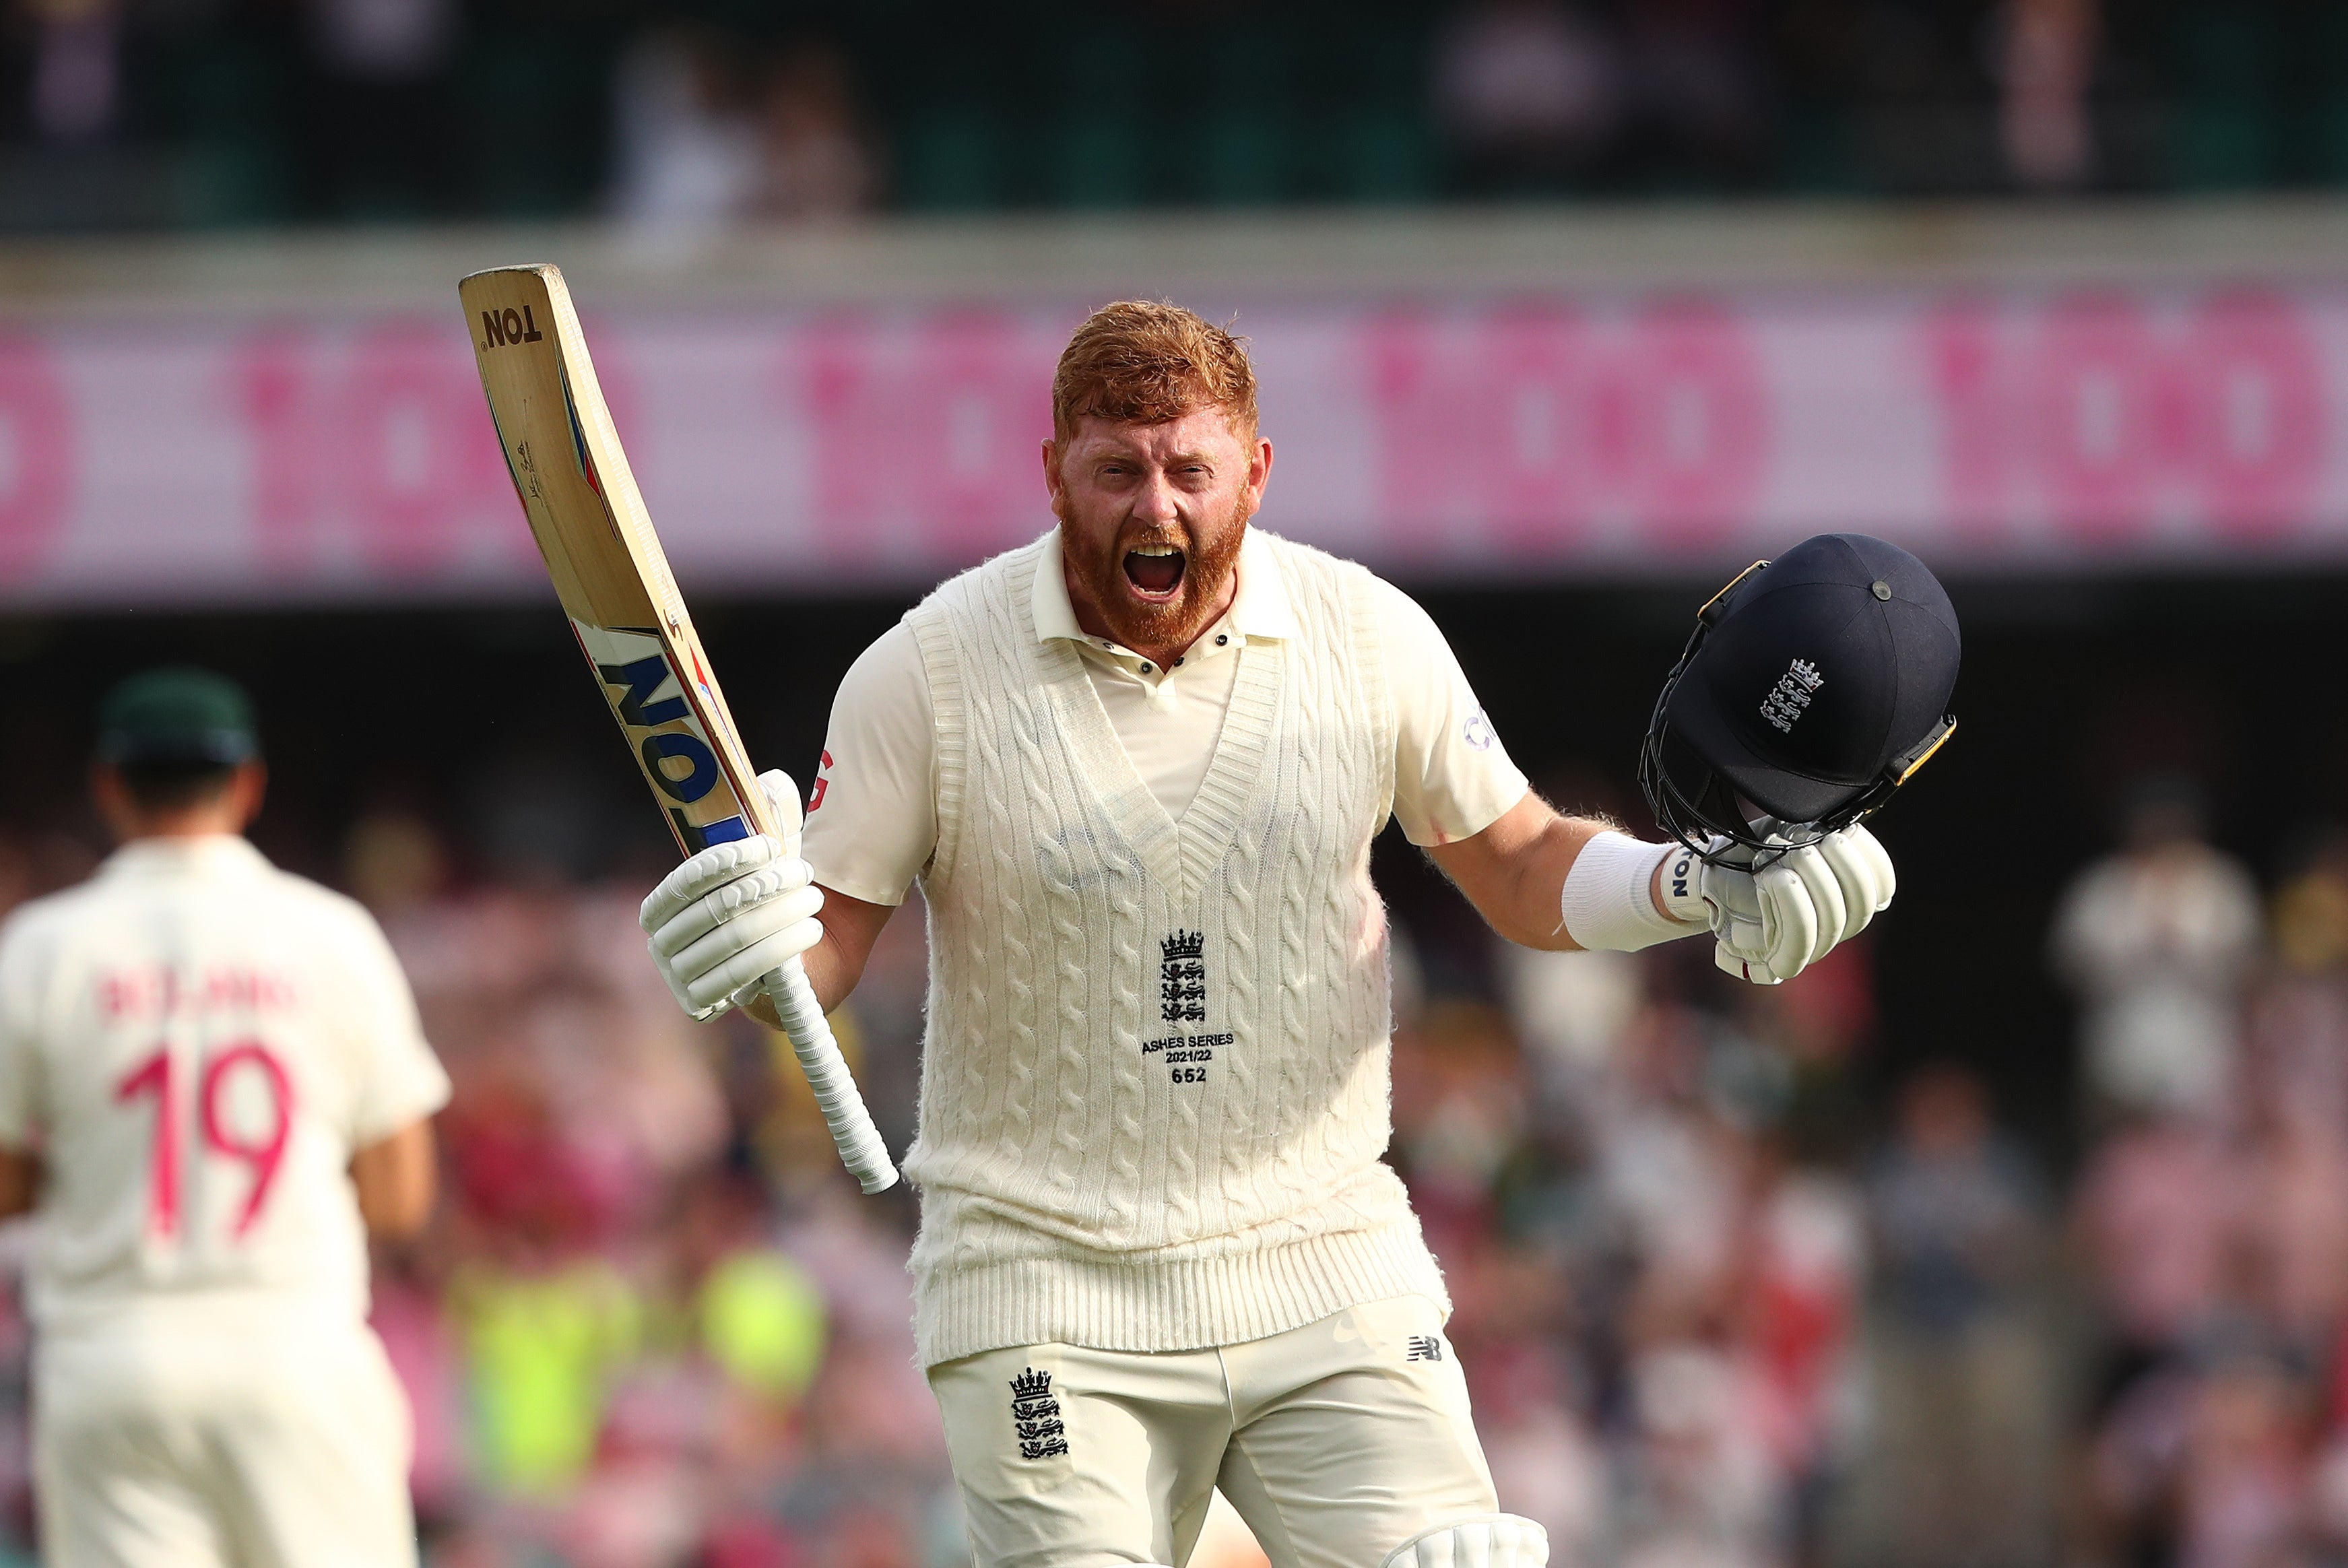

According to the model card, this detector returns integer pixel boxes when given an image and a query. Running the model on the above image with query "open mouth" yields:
[1121,544,1187,600]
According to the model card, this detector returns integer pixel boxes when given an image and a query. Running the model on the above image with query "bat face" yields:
[570,620,752,853]
[462,263,775,857]
[465,263,899,1200]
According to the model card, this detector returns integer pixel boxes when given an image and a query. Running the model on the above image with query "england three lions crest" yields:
[1009,1367,1068,1460]
[1160,929,1206,1026]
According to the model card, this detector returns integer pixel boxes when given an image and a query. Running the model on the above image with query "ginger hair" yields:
[1051,300,1258,443]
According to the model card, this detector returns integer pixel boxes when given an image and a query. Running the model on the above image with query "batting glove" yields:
[1660,823,1897,985]
[639,771,824,1020]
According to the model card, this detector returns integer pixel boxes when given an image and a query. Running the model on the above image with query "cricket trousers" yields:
[32,1319,416,1568]
[929,1294,1499,1568]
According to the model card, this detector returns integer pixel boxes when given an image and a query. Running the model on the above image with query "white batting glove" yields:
[1660,823,1897,985]
[638,771,823,1021]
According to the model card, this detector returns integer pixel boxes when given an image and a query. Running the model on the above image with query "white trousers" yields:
[929,1295,1499,1568]
[32,1324,416,1568]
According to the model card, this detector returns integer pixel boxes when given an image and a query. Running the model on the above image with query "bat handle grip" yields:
[762,957,900,1194]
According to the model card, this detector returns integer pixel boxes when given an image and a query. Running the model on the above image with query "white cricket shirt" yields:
[0,836,451,1336]
[805,527,1530,905]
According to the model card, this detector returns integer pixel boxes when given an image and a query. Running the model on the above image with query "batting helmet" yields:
[1638,533,1960,864]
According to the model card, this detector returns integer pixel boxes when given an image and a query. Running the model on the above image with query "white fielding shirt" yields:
[0,836,451,1337]
[806,527,1531,904]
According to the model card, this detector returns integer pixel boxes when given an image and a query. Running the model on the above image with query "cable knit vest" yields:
[900,531,1449,1367]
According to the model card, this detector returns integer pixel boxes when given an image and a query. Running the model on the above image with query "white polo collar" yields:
[1031,526,1299,649]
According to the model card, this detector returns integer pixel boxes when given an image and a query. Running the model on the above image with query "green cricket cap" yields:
[96,667,259,766]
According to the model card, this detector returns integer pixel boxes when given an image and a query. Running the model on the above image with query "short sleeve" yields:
[332,905,451,1147]
[802,622,940,907]
[0,915,43,1150]
[1371,577,1531,847]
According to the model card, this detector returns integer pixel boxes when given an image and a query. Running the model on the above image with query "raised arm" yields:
[1425,793,1683,952]
[1428,786,1899,986]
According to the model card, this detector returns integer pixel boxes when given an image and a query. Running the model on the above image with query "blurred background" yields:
[9,2,2348,1566]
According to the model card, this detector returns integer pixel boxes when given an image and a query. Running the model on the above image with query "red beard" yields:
[1055,500,1247,656]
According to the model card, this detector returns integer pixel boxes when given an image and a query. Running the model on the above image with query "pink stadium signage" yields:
[2,284,2345,606]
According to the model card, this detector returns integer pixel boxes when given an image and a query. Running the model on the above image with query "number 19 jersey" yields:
[0,836,451,1335]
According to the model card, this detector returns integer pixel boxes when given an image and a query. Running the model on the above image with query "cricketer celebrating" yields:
[0,670,449,1568]
[640,303,1908,1568]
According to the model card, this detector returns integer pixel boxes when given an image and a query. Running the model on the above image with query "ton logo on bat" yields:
[478,306,546,350]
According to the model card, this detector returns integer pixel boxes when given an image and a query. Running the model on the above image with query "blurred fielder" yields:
[641,302,1948,1568]
[0,670,450,1568]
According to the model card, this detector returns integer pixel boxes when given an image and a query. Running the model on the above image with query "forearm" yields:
[748,926,862,1022]
[1481,812,1607,950]
[1495,823,1693,950]
[801,933,861,1015]
[744,886,894,1023]
[350,1120,435,1239]
[0,1146,38,1221]
[1427,793,1695,952]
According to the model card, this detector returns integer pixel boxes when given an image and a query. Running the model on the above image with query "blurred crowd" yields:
[3,0,2347,231]
[2056,781,2348,1568]
[5,758,2348,1567]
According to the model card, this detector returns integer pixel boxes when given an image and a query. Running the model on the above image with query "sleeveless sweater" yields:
[900,531,1449,1367]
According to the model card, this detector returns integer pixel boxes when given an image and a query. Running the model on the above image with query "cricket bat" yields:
[459,263,897,1195]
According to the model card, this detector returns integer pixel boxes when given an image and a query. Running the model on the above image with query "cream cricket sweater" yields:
[900,533,1449,1367]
